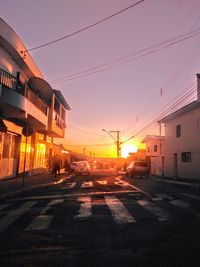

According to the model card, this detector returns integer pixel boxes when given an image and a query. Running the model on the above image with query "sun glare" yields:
[121,143,137,158]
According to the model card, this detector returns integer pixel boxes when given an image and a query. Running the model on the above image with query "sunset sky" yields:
[1,0,200,157]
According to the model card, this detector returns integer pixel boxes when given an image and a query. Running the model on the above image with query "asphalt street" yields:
[0,170,200,267]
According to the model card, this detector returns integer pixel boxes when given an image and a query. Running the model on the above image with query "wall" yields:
[164,107,200,179]
[0,47,28,82]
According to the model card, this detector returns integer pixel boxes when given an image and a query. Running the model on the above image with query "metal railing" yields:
[0,69,16,89]
[0,68,48,115]
[54,112,65,130]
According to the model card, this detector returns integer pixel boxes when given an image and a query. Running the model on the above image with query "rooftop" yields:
[158,101,200,123]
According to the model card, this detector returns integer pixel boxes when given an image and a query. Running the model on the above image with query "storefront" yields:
[0,130,21,179]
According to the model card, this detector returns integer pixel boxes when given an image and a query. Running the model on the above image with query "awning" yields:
[53,89,71,110]
[28,77,53,101]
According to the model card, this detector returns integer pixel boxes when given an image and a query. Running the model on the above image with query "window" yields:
[153,145,157,152]
[54,97,60,114]
[176,124,181,138]
[61,107,66,120]
[181,152,191,163]
[147,147,150,153]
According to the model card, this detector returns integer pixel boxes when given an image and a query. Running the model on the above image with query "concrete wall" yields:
[151,157,162,176]
[164,107,200,179]
[146,139,164,157]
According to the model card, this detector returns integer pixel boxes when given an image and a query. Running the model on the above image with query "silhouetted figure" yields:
[64,159,70,172]
[52,154,61,177]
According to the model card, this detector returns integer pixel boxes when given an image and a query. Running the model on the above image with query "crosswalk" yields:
[61,179,134,190]
[0,192,199,233]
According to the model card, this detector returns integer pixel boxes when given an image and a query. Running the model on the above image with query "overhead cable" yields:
[24,0,145,53]
[132,83,197,138]
[68,125,106,137]
[52,28,200,84]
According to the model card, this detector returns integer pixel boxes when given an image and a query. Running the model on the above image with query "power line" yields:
[66,143,114,147]
[132,83,197,138]
[138,86,196,136]
[68,125,106,137]
[52,28,200,84]
[23,0,145,53]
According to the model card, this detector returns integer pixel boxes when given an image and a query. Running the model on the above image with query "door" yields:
[173,153,178,179]
[0,132,20,179]
[161,156,165,177]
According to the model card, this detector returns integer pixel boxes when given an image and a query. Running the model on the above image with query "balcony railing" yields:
[0,68,48,115]
[0,69,16,89]
[54,112,66,130]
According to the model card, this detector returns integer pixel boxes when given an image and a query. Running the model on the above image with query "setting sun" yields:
[121,143,137,158]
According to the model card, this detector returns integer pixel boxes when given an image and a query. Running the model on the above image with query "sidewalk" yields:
[151,175,200,188]
[0,170,70,199]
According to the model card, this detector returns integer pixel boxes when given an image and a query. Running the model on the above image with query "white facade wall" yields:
[0,46,34,84]
[151,157,162,176]
[164,108,200,179]
[144,138,165,176]
[146,139,164,157]
[0,18,43,79]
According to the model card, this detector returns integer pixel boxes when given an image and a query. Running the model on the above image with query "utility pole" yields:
[103,128,135,158]
[102,129,121,158]
[110,130,121,158]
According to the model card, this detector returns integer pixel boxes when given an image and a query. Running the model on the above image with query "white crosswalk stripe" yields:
[97,180,107,185]
[1,192,200,232]
[104,196,136,224]
[62,182,76,189]
[154,193,174,201]
[26,199,64,231]
[26,215,53,231]
[114,180,130,187]
[0,201,37,232]
[137,199,171,221]
[74,197,92,219]
[169,199,191,209]
[81,181,93,188]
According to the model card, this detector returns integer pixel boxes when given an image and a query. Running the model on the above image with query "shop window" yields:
[2,133,11,158]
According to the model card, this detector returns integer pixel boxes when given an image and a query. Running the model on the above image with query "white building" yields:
[0,18,70,179]
[158,74,200,180]
[142,135,165,176]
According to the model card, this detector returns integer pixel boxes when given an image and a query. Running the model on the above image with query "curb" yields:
[0,175,72,200]
[152,177,200,188]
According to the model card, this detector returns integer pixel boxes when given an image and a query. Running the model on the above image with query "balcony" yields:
[0,69,48,130]
[48,110,65,138]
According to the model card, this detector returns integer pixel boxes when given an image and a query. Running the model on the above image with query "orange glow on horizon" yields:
[121,143,137,158]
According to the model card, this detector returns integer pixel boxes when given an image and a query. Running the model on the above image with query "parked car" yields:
[69,161,78,173]
[73,161,91,175]
[126,161,149,178]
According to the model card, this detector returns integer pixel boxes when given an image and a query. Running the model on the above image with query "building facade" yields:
[142,135,165,176]
[0,18,70,179]
[158,74,200,180]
